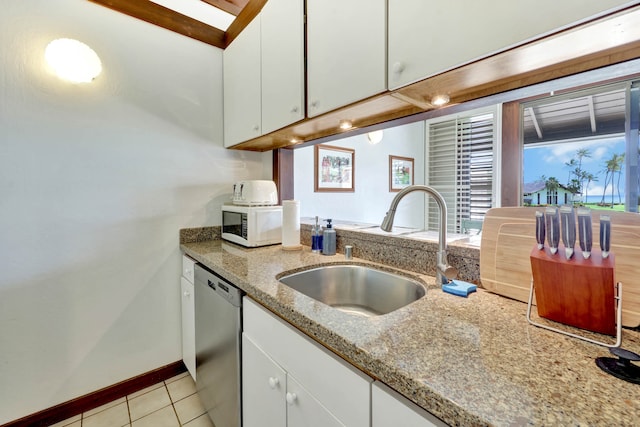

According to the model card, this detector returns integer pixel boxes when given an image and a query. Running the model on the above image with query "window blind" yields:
[428,113,495,232]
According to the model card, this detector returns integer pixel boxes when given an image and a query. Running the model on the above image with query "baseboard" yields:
[1,360,187,427]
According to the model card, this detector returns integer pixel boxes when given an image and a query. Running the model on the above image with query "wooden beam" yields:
[586,95,597,133]
[526,106,543,139]
[200,0,248,16]
[224,0,267,47]
[88,0,226,48]
[501,101,522,207]
[273,148,294,203]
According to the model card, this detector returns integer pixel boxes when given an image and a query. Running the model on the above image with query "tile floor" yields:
[49,372,213,427]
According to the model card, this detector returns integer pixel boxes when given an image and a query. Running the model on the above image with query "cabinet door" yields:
[223,15,261,147]
[261,0,304,134]
[306,0,386,117]
[286,375,343,427]
[242,334,286,427]
[180,277,196,380]
[388,0,632,90]
[244,297,371,427]
[372,382,447,427]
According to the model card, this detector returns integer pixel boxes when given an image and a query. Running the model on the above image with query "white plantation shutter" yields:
[427,112,495,232]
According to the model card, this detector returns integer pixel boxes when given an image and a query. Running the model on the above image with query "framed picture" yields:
[389,155,414,192]
[314,144,355,192]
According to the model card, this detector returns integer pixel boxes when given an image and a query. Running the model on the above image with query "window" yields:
[522,81,638,212]
[426,107,499,233]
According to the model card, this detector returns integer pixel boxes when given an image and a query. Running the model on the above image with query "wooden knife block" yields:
[530,246,616,336]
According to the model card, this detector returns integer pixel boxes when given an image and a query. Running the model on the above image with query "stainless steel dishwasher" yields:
[194,264,244,427]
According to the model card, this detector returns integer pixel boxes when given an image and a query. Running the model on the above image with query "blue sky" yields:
[523,136,626,198]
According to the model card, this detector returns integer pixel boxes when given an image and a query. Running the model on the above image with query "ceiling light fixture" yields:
[431,94,450,107]
[45,38,102,83]
[367,130,383,145]
[339,120,353,130]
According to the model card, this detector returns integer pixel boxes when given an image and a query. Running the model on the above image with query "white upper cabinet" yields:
[223,16,261,147]
[261,0,305,134]
[306,0,387,117]
[224,0,304,147]
[388,0,633,90]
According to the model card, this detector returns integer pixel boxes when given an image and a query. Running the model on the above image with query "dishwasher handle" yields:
[196,264,244,308]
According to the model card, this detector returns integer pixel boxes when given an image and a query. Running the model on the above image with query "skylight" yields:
[150,0,235,31]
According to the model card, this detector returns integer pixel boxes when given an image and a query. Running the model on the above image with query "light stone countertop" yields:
[181,239,640,426]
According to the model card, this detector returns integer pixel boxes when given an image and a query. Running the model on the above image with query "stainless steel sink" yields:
[278,265,425,317]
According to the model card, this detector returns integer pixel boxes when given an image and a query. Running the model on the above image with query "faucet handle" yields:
[438,264,458,282]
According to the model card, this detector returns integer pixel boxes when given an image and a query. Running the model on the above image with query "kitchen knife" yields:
[535,211,545,250]
[577,207,592,259]
[559,205,576,259]
[600,215,611,259]
[545,207,560,255]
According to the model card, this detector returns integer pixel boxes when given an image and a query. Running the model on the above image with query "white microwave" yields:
[221,204,282,247]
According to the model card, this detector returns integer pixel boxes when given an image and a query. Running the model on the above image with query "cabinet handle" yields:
[183,291,190,297]
[286,392,297,405]
[253,125,260,132]
[291,106,299,113]
[392,61,405,74]
[268,377,279,389]
[310,100,318,108]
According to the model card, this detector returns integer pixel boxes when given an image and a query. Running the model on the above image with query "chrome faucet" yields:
[381,185,458,285]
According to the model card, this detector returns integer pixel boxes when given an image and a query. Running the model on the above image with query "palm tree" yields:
[564,158,577,185]
[614,153,625,204]
[583,172,597,203]
[600,164,611,205]
[576,148,591,171]
[545,176,560,205]
[604,155,621,206]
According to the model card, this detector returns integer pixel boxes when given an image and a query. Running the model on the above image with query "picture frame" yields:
[389,155,414,192]
[314,144,355,192]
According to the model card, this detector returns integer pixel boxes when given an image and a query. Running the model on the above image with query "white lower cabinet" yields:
[242,297,371,427]
[243,335,343,427]
[180,255,196,380]
[372,382,448,427]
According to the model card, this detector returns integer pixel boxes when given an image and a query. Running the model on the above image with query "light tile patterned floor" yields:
[48,372,213,427]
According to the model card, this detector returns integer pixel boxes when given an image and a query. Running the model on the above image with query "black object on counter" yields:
[600,215,611,259]
[535,211,545,250]
[559,205,576,259]
[596,347,640,385]
[577,207,592,259]
[545,207,560,255]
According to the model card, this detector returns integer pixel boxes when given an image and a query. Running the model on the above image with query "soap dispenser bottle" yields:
[322,219,336,256]
[311,216,323,253]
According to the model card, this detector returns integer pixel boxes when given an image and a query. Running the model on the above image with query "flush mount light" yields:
[431,94,450,107]
[339,120,353,130]
[367,130,384,145]
[45,38,102,83]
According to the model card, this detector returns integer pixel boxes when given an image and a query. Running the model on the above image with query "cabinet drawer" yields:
[182,255,195,283]
[244,297,372,427]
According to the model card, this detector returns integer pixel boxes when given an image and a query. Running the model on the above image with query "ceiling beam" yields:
[224,0,267,46]
[89,0,226,48]
[527,107,544,139]
[586,95,597,133]
[200,0,248,17]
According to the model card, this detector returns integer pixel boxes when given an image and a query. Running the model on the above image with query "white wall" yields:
[294,121,426,228]
[0,0,269,423]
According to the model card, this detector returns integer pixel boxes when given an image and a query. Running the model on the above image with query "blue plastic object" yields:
[442,280,477,297]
